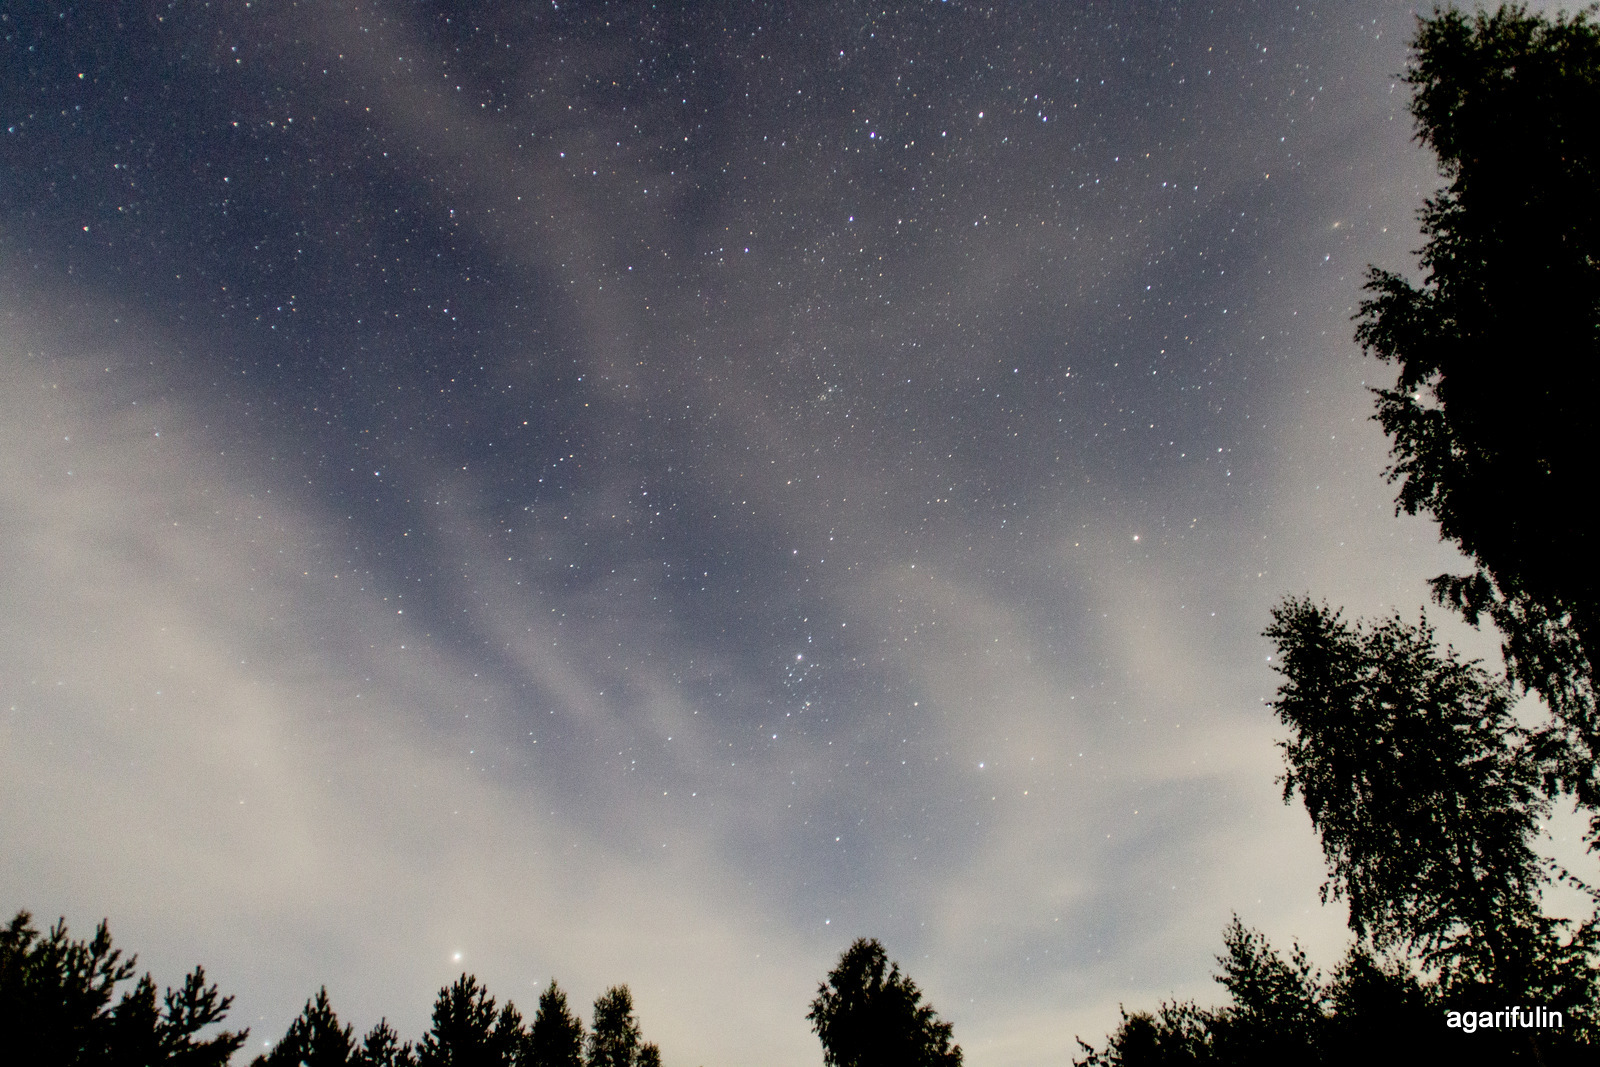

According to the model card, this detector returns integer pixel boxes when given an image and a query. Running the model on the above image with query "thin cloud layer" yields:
[1,3,1550,1064]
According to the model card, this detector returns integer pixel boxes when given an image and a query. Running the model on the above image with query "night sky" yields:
[1,3,1571,1064]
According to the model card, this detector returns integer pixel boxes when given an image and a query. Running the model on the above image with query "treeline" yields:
[1077,600,1598,1063]
[0,908,660,1067]
[2,909,963,1067]
[250,975,656,1067]
[1,910,246,1066]
[1080,4,1600,1063]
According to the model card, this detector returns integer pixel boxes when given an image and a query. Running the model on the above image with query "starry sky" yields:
[1,2,1572,1064]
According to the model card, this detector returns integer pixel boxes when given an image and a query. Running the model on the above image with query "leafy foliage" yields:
[0,909,247,1066]
[1353,3,1600,819]
[1264,598,1555,983]
[1208,919,1328,1060]
[1265,598,1599,1030]
[1075,920,1535,1065]
[807,938,961,1067]
[1083,8,1600,1061]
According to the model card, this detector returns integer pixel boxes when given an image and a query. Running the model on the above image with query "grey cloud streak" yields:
[0,294,836,1066]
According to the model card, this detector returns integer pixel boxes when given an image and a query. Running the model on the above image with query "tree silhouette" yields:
[0,908,247,1066]
[807,938,961,1067]
[416,974,523,1067]
[1,912,694,1066]
[1081,7,1600,1059]
[525,979,584,1067]
[1114,596,1600,1063]
[1353,4,1600,824]
[1075,920,1445,1066]
[254,988,418,1067]
[354,1019,419,1067]
[1264,598,1557,986]
[254,987,355,1067]
[585,986,644,1067]
[1264,598,1599,1056]
[1318,948,1436,1064]
[1207,919,1327,1061]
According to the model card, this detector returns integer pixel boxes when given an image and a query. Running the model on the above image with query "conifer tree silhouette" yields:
[526,979,584,1067]
[254,987,356,1067]
[416,974,523,1067]
[354,1018,418,1067]
[0,908,247,1066]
